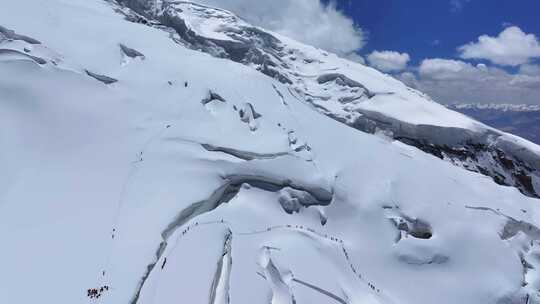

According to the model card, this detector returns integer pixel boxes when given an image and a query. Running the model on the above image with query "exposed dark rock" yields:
[260,62,292,84]
[514,171,535,195]
[119,43,145,59]
[497,150,516,170]
[85,70,118,84]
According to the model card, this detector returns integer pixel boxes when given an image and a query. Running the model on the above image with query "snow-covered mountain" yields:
[2,1,540,304]
[452,103,540,112]
[110,0,540,200]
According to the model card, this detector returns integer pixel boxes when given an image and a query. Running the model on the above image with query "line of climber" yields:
[158,218,384,296]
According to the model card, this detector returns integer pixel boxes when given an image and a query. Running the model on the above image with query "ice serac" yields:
[113,0,540,198]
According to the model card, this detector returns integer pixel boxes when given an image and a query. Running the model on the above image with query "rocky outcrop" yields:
[346,109,540,198]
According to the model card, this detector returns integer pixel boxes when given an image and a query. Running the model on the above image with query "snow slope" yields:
[1,1,540,304]
[112,0,540,199]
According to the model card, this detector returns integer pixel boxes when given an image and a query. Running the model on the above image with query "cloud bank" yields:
[367,50,410,72]
[458,26,540,66]
[399,58,540,105]
[198,0,365,55]
[195,3,538,106]
[376,26,540,106]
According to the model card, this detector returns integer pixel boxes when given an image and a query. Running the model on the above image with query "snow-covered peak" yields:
[451,103,540,112]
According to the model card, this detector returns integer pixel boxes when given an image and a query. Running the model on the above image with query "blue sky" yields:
[331,0,540,67]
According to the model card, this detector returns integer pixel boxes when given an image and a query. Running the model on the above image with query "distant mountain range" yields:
[450,103,540,145]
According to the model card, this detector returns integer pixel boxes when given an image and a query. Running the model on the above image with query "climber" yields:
[184,81,188,87]
[161,257,167,269]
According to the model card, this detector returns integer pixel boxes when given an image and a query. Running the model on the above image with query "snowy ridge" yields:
[2,1,540,304]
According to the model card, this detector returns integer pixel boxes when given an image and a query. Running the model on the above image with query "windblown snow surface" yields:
[2,1,540,304]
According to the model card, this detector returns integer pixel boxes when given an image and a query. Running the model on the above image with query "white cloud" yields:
[198,0,365,55]
[458,26,540,66]
[366,50,410,72]
[344,52,366,64]
[399,58,540,105]
[419,58,475,79]
[450,0,470,12]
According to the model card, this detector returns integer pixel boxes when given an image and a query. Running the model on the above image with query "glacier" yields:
[1,1,540,304]
[111,0,540,199]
